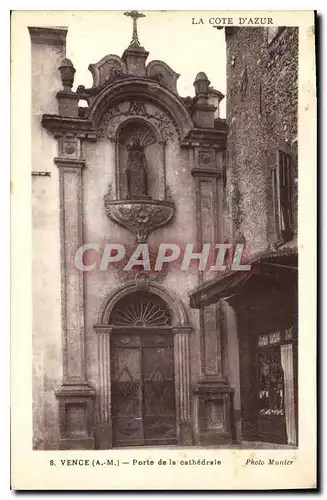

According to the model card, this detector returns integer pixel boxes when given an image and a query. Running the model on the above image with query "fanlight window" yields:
[110,292,171,327]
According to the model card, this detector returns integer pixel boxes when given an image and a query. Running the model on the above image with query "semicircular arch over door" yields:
[94,282,193,449]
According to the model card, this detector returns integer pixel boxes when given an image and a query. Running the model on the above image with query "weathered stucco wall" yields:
[30,29,67,449]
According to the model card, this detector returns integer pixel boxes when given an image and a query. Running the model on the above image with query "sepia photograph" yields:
[29,12,299,451]
[11,9,316,490]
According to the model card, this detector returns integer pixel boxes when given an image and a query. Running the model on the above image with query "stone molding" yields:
[54,157,86,169]
[42,114,226,150]
[28,26,67,46]
[56,384,96,397]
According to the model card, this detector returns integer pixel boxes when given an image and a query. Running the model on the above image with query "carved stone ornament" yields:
[135,272,150,290]
[146,60,180,94]
[97,100,177,141]
[199,150,214,166]
[103,195,175,243]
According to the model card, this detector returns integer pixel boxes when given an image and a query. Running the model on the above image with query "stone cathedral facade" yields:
[30,18,298,450]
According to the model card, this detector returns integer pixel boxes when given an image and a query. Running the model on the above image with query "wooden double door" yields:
[111,329,177,447]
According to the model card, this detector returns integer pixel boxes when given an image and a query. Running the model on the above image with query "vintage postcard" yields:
[11,9,316,490]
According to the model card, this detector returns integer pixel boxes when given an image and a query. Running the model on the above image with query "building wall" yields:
[30,29,67,449]
[225,27,298,254]
[223,27,298,442]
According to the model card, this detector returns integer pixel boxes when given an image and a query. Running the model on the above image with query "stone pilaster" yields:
[94,325,113,449]
[55,156,86,384]
[190,141,235,445]
[55,150,95,449]
[192,144,223,378]
[173,327,193,445]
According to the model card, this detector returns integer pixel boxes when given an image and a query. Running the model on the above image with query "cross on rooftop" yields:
[124,10,146,47]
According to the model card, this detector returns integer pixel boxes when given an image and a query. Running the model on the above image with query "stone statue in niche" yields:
[126,138,149,199]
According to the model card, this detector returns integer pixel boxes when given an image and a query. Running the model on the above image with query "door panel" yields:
[142,335,176,445]
[112,337,143,446]
[111,331,176,447]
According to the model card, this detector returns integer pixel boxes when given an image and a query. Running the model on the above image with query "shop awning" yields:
[189,245,298,309]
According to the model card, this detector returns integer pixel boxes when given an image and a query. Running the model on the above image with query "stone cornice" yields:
[28,27,67,46]
[42,114,97,140]
[181,127,227,148]
[191,167,221,178]
[122,46,149,61]
[191,103,217,113]
[194,378,234,395]
[54,157,86,169]
[172,326,193,335]
[93,325,113,335]
[56,383,96,398]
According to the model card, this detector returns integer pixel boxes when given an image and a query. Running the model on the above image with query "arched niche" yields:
[116,118,165,200]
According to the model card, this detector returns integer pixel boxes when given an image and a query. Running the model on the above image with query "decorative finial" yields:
[58,58,76,92]
[124,10,146,47]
